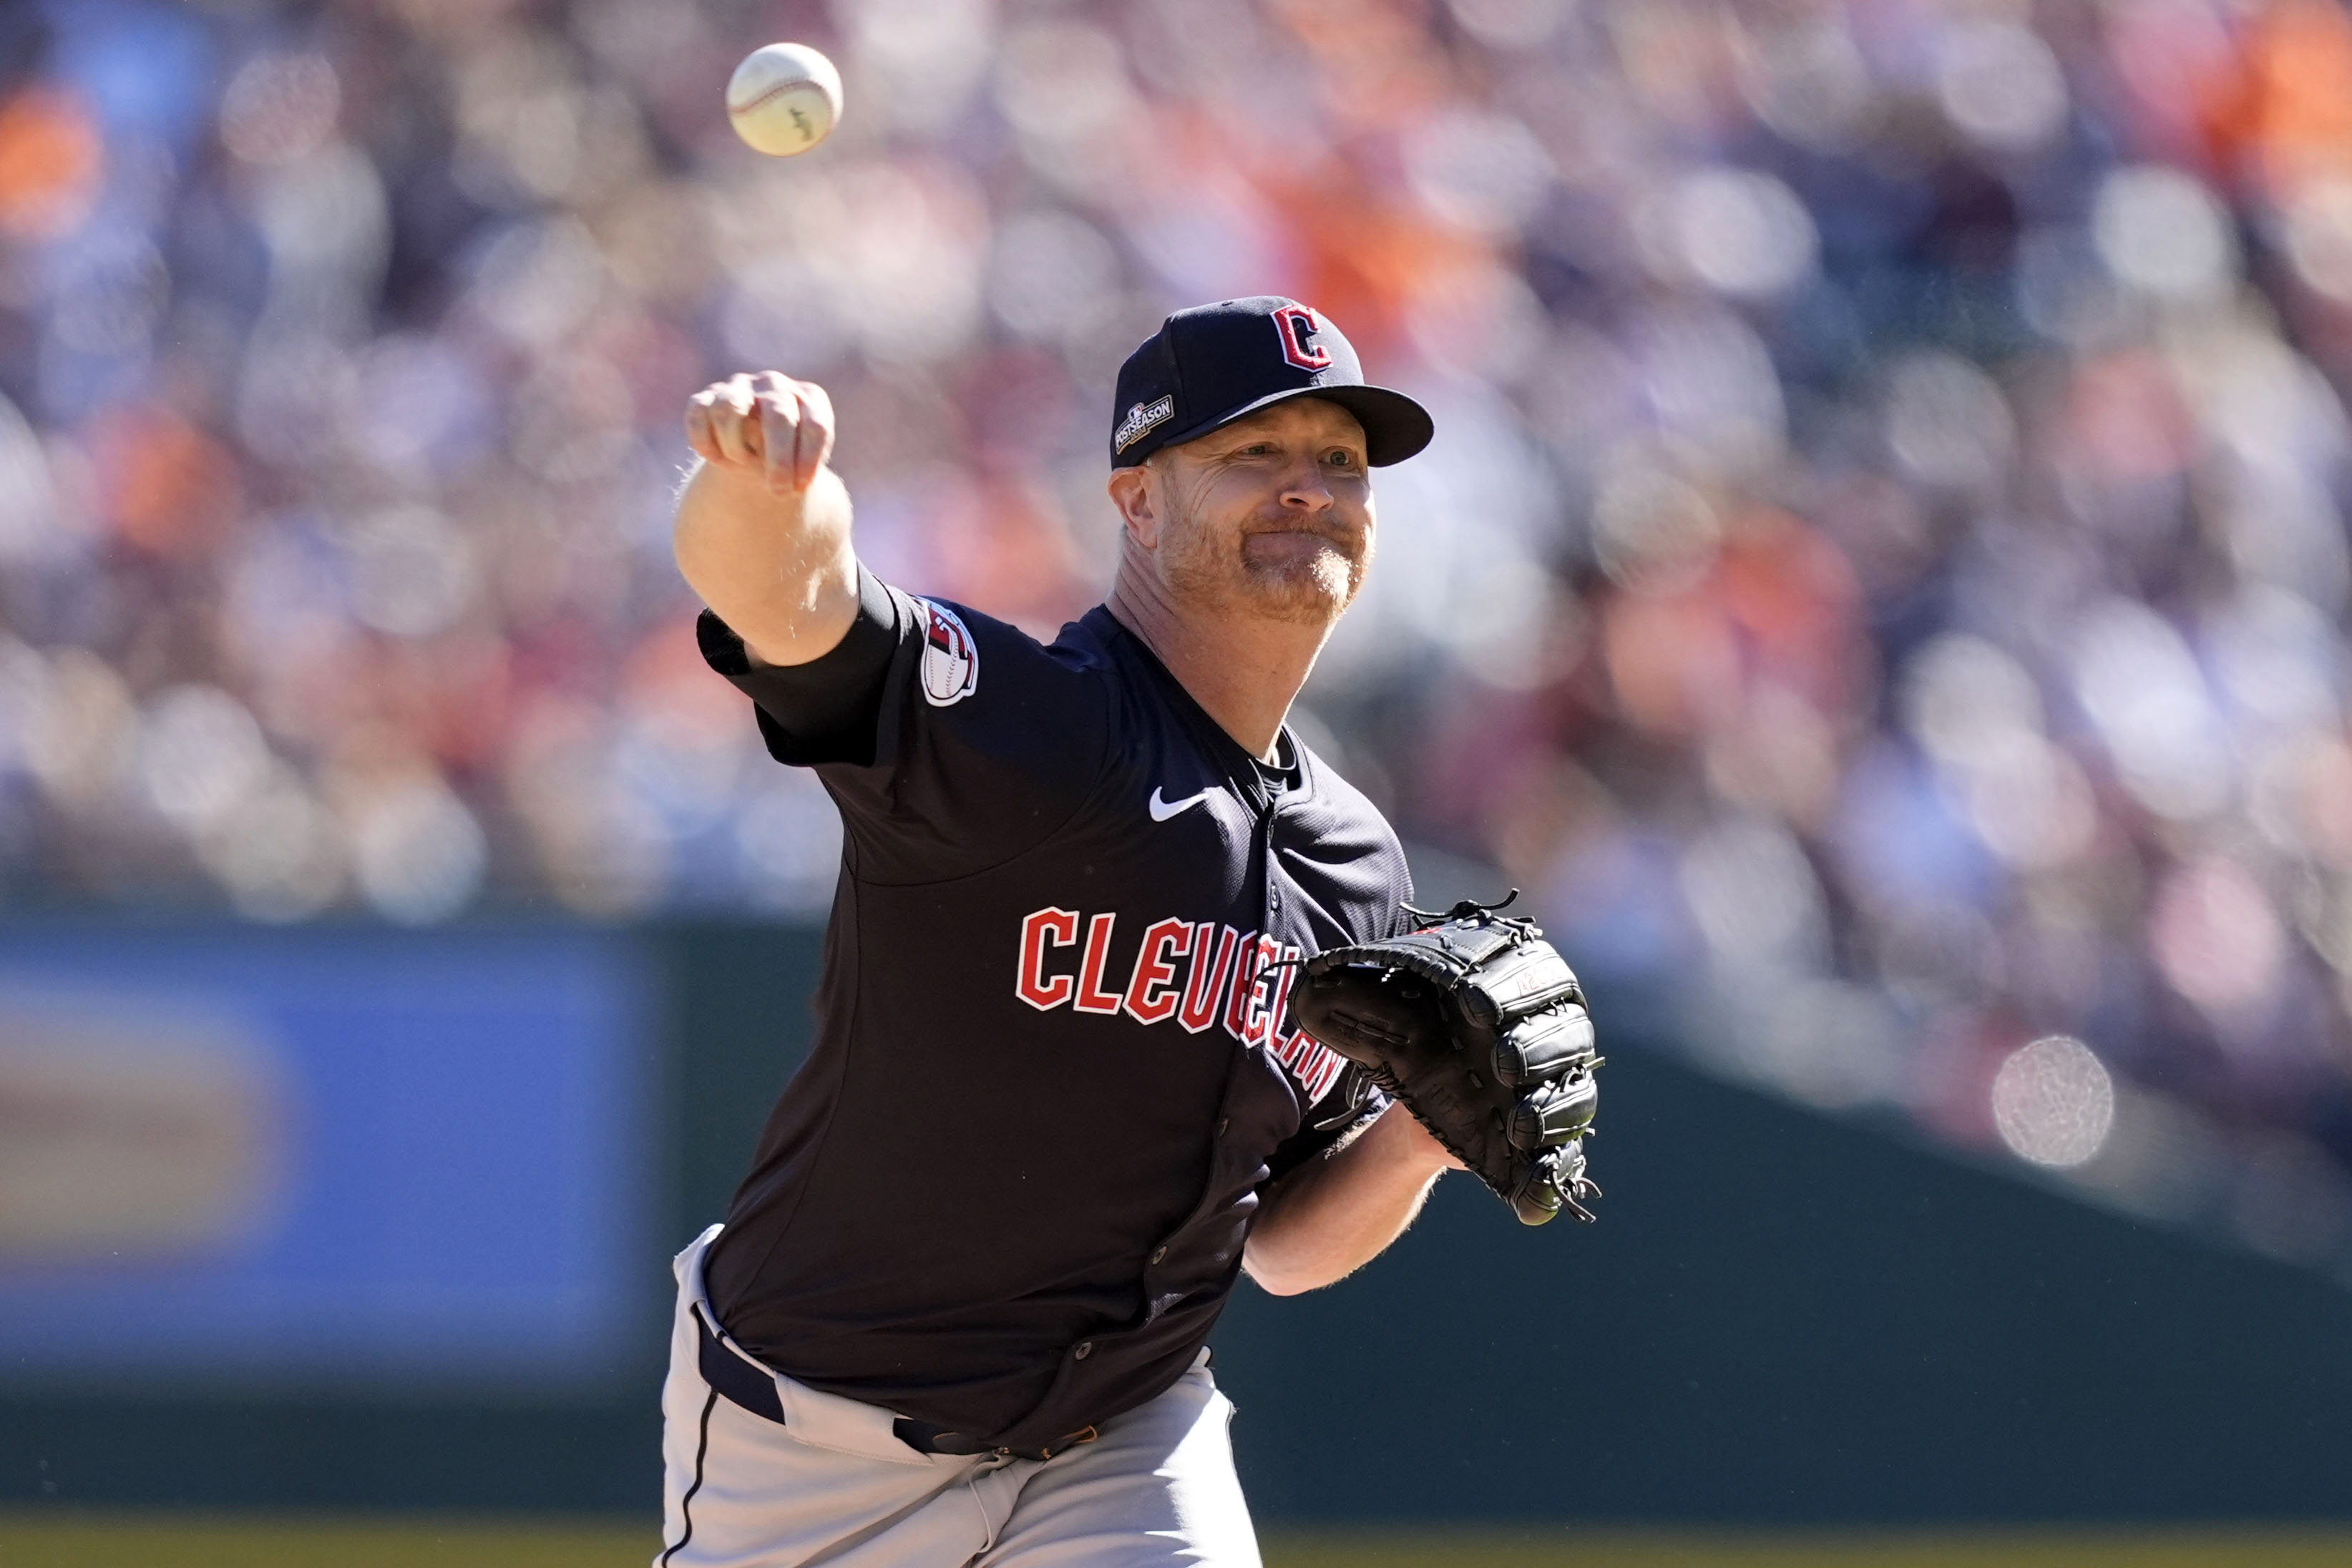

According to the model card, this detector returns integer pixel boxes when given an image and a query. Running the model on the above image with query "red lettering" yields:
[1016,907,1080,1011]
[1223,930,1262,1041]
[1279,1032,1340,1099]
[1123,918,1193,1026]
[1019,911,1329,1061]
[1258,944,1302,1050]
[1304,1049,1346,1101]
[1178,923,1241,1034]
[1241,935,1285,1046]
[1074,912,1126,1014]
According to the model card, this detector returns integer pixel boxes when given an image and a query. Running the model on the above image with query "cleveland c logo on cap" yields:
[1272,306,1331,371]
[1107,295,1433,467]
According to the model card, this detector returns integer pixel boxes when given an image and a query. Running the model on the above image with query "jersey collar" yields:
[1078,604,1314,815]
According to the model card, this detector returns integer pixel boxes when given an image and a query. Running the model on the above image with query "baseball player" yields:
[663,298,1596,1567]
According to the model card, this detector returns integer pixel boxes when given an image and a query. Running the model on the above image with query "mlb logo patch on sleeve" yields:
[918,599,980,707]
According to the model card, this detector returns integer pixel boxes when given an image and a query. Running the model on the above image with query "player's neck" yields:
[1105,579,1328,763]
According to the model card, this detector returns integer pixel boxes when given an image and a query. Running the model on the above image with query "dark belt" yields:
[692,1307,1098,1462]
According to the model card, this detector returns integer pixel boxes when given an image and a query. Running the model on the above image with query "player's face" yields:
[1141,399,1375,627]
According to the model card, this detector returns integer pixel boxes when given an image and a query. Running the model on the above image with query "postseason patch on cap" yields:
[1113,396,1175,454]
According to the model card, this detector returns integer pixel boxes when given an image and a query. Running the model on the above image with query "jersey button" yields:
[1073,1341,1094,1360]
[1148,1245,1167,1265]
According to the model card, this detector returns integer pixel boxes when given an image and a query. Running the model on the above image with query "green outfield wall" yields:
[3,919,2348,1524]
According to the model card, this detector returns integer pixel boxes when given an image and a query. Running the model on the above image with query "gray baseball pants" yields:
[655,1225,1264,1567]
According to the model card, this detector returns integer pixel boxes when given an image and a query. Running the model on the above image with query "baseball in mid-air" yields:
[726,43,841,157]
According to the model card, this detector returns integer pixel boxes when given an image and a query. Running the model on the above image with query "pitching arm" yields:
[675,371,858,667]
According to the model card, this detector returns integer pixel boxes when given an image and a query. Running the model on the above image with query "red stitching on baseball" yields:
[729,82,821,118]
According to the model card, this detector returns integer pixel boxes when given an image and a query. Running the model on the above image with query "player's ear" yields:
[1107,464,1161,550]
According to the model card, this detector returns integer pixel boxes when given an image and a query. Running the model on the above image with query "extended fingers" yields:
[791,381,835,491]
[718,373,763,466]
[687,373,835,489]
[748,373,835,493]
[684,387,723,463]
[685,375,763,469]
[754,373,801,493]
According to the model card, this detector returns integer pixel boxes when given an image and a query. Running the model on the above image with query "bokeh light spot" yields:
[2152,857,2287,1014]
[2283,179,2352,303]
[2093,166,2236,300]
[1936,21,2068,152]
[1991,1035,2114,1168]
[1661,169,1819,299]
[0,87,102,241]
[219,53,341,167]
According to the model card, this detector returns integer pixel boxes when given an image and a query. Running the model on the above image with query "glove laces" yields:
[1400,888,1521,926]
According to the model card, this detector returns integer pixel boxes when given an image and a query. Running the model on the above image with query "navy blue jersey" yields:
[696,569,1414,1451]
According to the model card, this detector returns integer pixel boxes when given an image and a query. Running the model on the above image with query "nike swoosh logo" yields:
[1148,787,1214,823]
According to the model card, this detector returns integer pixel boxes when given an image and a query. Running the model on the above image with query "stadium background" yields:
[6,0,2352,1559]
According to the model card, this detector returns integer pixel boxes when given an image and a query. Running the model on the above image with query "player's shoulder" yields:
[878,584,1118,710]
[1292,735,1401,838]
[1286,735,1415,917]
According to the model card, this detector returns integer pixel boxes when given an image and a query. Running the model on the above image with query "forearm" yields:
[673,371,858,667]
[1242,1104,1455,1296]
[674,460,857,665]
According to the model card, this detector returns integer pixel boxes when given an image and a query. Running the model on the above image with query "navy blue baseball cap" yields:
[1108,296,1433,469]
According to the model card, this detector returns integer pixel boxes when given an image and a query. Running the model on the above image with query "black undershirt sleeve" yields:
[696,565,898,768]
[1262,1079,1390,1186]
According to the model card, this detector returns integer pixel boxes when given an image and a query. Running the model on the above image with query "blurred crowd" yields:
[9,0,2352,1263]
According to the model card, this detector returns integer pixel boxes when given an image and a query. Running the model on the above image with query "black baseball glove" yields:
[1289,896,1601,1225]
